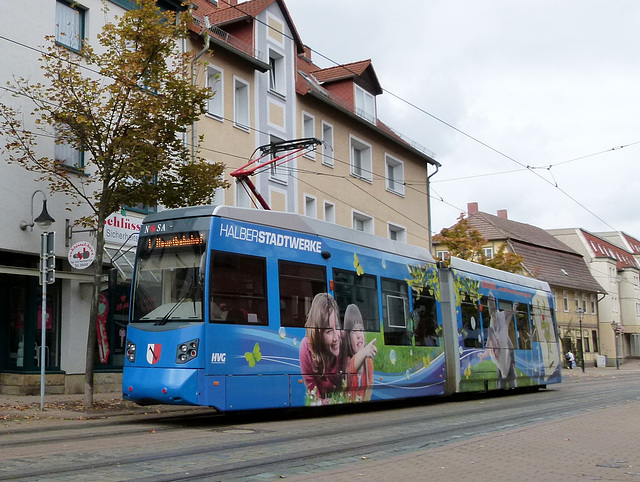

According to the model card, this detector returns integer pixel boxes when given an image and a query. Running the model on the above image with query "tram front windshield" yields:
[131,231,207,323]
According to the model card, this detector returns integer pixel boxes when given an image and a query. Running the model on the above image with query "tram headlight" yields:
[176,338,199,364]
[126,340,136,363]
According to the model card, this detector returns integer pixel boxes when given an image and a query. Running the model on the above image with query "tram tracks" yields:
[2,376,640,481]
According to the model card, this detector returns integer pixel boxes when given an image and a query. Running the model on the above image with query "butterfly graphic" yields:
[353,253,364,276]
[244,343,262,367]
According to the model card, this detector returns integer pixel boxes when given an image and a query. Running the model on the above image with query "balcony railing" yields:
[193,17,264,62]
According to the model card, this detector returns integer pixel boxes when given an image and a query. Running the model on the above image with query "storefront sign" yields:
[68,241,96,269]
[104,213,141,247]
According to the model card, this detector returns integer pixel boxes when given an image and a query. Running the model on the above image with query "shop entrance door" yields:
[0,274,60,371]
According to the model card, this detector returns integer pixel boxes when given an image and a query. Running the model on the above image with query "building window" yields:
[56,0,85,51]
[321,122,334,167]
[234,77,250,131]
[563,291,569,312]
[302,113,315,159]
[388,223,406,242]
[592,329,599,352]
[636,303,640,318]
[304,195,316,218]
[582,298,587,313]
[354,84,375,123]
[268,50,285,96]
[55,130,84,169]
[324,201,335,223]
[583,332,591,352]
[385,154,404,196]
[350,136,372,182]
[269,135,287,183]
[590,295,596,314]
[353,211,373,234]
[483,247,494,259]
[236,181,252,208]
[206,66,223,119]
[436,250,449,261]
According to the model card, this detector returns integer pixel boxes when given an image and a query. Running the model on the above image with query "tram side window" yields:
[381,278,410,346]
[209,251,268,325]
[279,261,327,328]
[461,298,482,348]
[412,291,439,346]
[515,303,532,350]
[333,268,379,332]
[479,296,491,347]
[498,299,518,349]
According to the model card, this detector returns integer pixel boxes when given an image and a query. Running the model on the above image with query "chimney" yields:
[497,209,508,219]
[467,202,478,215]
[303,45,312,61]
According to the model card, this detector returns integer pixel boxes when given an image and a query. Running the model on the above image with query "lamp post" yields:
[611,321,620,370]
[21,190,56,410]
[577,308,585,373]
[19,190,55,231]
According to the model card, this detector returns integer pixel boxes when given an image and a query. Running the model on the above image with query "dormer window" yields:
[355,84,375,123]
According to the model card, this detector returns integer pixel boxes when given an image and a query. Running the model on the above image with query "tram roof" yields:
[449,257,551,292]
[143,205,435,264]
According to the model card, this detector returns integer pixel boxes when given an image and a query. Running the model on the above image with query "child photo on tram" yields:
[298,293,343,403]
[342,304,377,402]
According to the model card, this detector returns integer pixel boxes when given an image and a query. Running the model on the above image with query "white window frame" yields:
[56,0,84,51]
[483,247,494,259]
[350,135,372,182]
[304,195,317,218]
[55,129,84,169]
[324,201,335,223]
[268,49,285,96]
[233,76,250,131]
[236,180,252,208]
[436,250,449,261]
[388,223,407,243]
[269,134,288,184]
[321,121,334,167]
[590,295,597,314]
[302,113,315,159]
[352,211,373,234]
[563,291,569,312]
[385,154,404,196]
[354,84,375,123]
[206,65,224,119]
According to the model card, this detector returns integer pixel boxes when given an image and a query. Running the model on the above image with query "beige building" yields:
[190,0,438,246]
[549,229,640,366]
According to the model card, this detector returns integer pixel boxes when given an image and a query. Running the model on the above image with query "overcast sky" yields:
[286,0,640,238]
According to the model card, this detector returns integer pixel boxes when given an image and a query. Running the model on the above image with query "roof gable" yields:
[310,60,383,95]
[467,212,578,254]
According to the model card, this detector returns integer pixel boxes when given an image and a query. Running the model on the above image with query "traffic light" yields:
[40,231,55,285]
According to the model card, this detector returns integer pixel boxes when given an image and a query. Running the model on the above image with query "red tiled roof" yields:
[582,231,639,269]
[622,232,640,255]
[311,60,372,82]
[190,0,304,52]
[310,60,382,95]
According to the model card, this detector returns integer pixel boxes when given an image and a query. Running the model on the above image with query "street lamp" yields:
[576,308,585,373]
[611,320,620,370]
[19,190,56,231]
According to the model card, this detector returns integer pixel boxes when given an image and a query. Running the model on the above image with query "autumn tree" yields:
[434,213,523,273]
[0,0,227,406]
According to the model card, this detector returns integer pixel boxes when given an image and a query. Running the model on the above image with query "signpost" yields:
[40,231,55,410]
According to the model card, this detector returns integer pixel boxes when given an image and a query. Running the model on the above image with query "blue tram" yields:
[122,205,561,411]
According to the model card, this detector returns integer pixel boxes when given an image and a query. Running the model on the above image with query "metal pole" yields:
[578,310,585,373]
[40,232,48,411]
[615,330,620,369]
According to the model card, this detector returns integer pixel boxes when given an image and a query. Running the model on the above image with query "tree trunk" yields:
[84,223,106,408]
